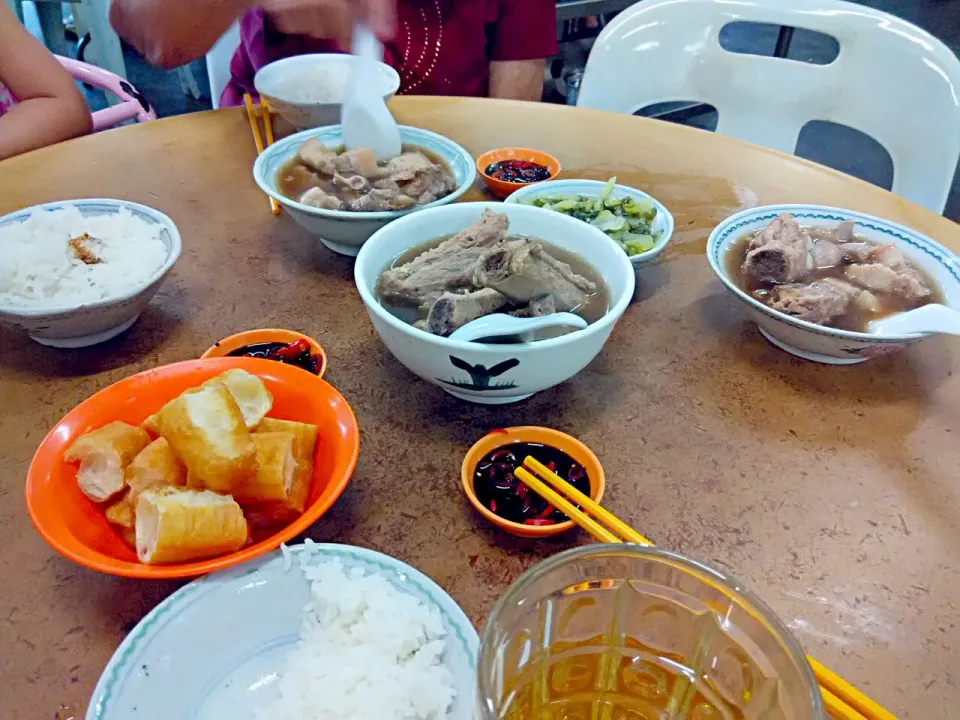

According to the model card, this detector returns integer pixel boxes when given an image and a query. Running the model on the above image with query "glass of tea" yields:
[477,545,824,720]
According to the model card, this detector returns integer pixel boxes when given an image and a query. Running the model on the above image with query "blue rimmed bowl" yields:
[0,199,181,348]
[707,204,960,364]
[504,178,674,266]
[253,125,477,257]
[86,543,480,720]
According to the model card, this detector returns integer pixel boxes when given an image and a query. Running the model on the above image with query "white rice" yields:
[0,206,168,308]
[259,553,456,720]
[271,63,390,104]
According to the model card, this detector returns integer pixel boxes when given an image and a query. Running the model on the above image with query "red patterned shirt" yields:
[222,0,558,106]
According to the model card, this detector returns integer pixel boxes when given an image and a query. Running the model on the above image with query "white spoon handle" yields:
[869,304,960,337]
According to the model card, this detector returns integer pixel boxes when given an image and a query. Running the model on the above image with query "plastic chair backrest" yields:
[56,56,157,131]
[207,23,241,109]
[577,0,960,214]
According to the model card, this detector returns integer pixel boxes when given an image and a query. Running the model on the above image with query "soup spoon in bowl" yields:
[341,23,401,161]
[449,312,588,343]
[868,304,960,337]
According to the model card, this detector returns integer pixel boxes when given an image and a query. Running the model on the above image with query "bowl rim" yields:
[200,328,328,377]
[253,124,477,220]
[707,203,960,343]
[460,426,606,537]
[24,357,360,579]
[353,201,637,354]
[0,198,182,317]
[253,52,401,104]
[503,178,675,264]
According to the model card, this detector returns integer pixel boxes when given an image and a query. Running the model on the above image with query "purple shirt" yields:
[222,0,558,107]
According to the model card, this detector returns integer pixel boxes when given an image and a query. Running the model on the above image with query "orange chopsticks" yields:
[515,456,897,720]
[243,93,280,216]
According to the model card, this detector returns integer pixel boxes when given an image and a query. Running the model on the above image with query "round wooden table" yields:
[1,97,957,718]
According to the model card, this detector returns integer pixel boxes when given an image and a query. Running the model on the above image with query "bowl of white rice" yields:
[0,199,181,348]
[87,542,479,720]
[255,54,401,130]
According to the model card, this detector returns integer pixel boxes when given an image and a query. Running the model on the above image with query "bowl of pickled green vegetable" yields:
[504,178,673,265]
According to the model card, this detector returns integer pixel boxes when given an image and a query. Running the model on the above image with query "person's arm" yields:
[488,0,557,101]
[110,0,252,68]
[0,4,92,160]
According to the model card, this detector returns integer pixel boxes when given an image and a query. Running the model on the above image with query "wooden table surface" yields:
[1,97,957,718]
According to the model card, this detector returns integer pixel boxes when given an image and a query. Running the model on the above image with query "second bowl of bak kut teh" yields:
[461,426,605,538]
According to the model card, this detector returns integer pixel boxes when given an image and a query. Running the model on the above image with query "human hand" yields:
[261,0,395,49]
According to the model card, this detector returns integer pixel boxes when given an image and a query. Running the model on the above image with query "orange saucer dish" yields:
[461,426,605,538]
[25,357,358,579]
[202,328,327,377]
[476,147,561,198]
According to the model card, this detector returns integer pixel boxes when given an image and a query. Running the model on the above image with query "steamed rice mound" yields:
[0,206,168,308]
[258,555,456,720]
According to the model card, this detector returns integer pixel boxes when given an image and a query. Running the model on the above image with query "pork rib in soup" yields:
[277,138,457,212]
[727,213,939,332]
[376,210,609,340]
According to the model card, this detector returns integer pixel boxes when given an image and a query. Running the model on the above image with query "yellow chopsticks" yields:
[516,456,897,720]
[243,93,280,216]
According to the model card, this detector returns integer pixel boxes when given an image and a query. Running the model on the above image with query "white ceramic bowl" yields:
[254,125,477,257]
[0,199,181,348]
[87,543,480,720]
[355,202,636,404]
[254,53,400,130]
[504,178,674,265]
[707,204,960,364]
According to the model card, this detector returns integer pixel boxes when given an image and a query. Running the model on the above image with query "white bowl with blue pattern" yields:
[503,178,674,265]
[0,199,181,348]
[707,205,960,364]
[253,126,477,257]
[86,543,479,720]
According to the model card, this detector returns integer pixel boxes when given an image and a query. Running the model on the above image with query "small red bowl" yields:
[476,147,561,198]
[202,328,327,378]
[461,426,605,538]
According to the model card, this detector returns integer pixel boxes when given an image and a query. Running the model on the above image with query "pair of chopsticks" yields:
[243,93,280,216]
[514,457,898,720]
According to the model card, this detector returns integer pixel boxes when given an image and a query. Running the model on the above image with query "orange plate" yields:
[476,147,561,198]
[201,328,328,378]
[25,357,359,579]
[461,426,605,538]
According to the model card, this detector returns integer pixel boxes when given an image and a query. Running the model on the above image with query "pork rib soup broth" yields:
[726,213,941,332]
[277,138,456,212]
[375,210,609,339]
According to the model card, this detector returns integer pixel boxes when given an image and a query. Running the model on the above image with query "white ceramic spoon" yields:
[341,23,401,162]
[868,304,960,337]
[449,312,588,343]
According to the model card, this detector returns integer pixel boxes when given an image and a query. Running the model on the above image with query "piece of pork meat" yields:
[335,148,382,178]
[300,187,344,210]
[403,165,456,204]
[377,209,509,308]
[844,262,931,303]
[743,213,813,283]
[475,238,597,311]
[385,153,435,181]
[297,138,337,175]
[839,242,873,263]
[509,295,557,318]
[833,221,855,243]
[769,278,862,325]
[424,288,508,336]
[810,239,842,269]
[334,173,370,193]
[347,189,416,211]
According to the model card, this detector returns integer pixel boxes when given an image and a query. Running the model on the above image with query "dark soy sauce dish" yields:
[484,159,551,184]
[226,340,323,374]
[473,442,590,526]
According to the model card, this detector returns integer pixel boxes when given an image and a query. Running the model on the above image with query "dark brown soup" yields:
[276,142,455,212]
[725,217,942,332]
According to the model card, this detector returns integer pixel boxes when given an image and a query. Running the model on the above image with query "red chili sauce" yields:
[485,159,551,184]
[226,339,321,374]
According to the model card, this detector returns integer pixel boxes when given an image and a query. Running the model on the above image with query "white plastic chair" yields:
[206,22,241,109]
[577,0,960,214]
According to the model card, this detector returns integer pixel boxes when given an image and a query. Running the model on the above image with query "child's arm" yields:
[0,4,92,160]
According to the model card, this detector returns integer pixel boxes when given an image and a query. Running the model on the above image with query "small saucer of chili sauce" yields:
[476,148,561,199]
[461,426,605,538]
[201,329,327,376]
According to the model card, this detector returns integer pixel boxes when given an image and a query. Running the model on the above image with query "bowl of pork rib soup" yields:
[253,125,476,256]
[708,205,960,363]
[354,202,636,404]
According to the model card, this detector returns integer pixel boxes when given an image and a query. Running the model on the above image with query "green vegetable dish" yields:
[517,177,660,257]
